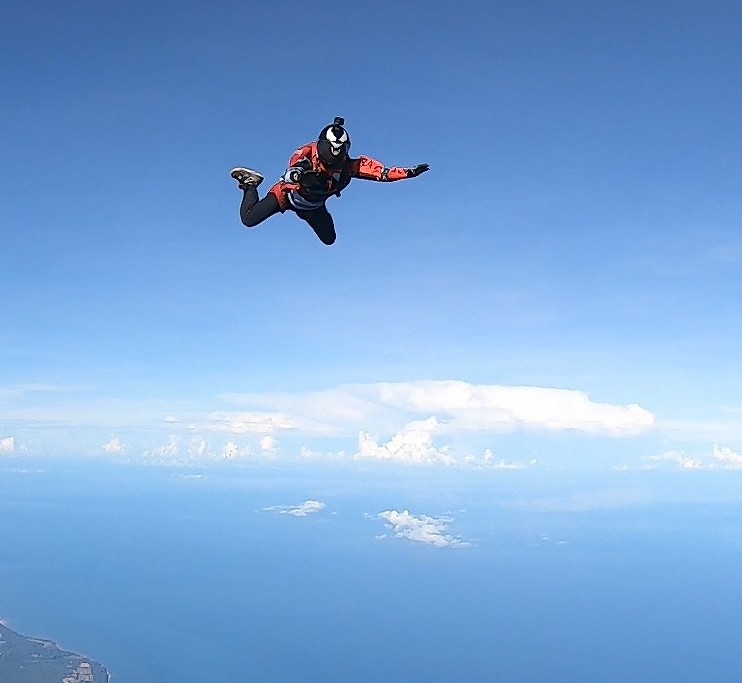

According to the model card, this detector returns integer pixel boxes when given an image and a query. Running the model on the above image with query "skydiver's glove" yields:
[282,166,304,184]
[407,163,430,178]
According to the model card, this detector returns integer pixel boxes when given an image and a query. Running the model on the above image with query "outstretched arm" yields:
[352,156,430,181]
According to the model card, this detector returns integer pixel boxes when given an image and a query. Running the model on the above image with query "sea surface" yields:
[1,459,741,682]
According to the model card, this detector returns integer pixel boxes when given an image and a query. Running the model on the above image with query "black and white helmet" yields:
[317,117,351,168]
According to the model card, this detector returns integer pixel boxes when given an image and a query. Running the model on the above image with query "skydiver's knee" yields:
[320,234,336,246]
[241,212,262,228]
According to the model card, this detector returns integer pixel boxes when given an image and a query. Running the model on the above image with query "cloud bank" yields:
[1,379,656,463]
[373,381,655,436]
[214,380,655,438]
[201,381,656,466]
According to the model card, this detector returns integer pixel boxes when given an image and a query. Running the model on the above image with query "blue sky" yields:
[3,1,742,469]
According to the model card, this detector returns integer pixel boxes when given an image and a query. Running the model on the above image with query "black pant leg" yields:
[240,189,281,227]
[295,205,337,245]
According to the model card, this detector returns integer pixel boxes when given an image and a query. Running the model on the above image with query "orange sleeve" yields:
[351,156,410,181]
[289,143,314,168]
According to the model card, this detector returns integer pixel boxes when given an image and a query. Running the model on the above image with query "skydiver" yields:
[230,117,429,245]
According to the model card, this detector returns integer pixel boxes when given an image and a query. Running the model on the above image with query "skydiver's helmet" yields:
[317,117,351,169]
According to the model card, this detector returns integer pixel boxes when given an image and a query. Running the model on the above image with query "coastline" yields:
[0,619,111,683]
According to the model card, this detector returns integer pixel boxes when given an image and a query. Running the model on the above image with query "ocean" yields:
[1,460,741,682]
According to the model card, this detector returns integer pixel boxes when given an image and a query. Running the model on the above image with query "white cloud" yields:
[1,379,657,463]
[636,446,742,472]
[264,500,326,517]
[378,510,471,548]
[221,441,249,459]
[217,381,654,438]
[712,445,742,469]
[488,458,531,469]
[218,387,383,436]
[145,435,181,461]
[142,436,256,464]
[375,381,655,436]
[297,445,349,462]
[645,450,704,470]
[356,417,455,465]
[103,438,124,455]
[188,438,209,458]
[204,411,296,435]
[0,436,15,453]
[259,435,279,455]
[482,449,536,469]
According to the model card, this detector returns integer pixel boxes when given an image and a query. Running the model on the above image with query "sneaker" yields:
[230,167,264,189]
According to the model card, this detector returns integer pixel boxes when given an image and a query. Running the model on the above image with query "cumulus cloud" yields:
[712,445,742,469]
[0,436,15,453]
[356,417,455,465]
[378,510,471,548]
[145,435,181,461]
[141,435,256,464]
[221,441,249,459]
[259,435,279,455]
[103,438,124,455]
[264,500,326,517]
[188,438,209,459]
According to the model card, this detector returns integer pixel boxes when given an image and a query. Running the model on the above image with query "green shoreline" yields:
[0,621,110,683]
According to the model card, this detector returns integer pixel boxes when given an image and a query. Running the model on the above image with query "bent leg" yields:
[296,205,337,245]
[240,188,282,228]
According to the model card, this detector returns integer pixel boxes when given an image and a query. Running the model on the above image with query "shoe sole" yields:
[230,167,264,187]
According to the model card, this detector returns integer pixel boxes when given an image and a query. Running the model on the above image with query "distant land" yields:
[0,621,110,683]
